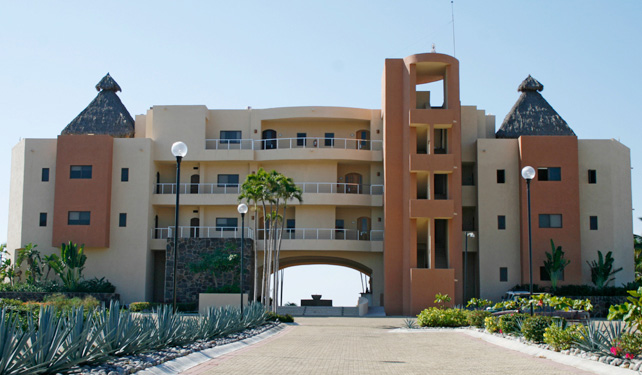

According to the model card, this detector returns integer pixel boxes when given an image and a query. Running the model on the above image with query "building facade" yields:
[7,53,633,315]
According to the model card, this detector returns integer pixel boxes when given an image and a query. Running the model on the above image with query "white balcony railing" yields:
[151,227,383,241]
[154,182,383,195]
[151,226,253,239]
[205,137,383,151]
[256,228,383,241]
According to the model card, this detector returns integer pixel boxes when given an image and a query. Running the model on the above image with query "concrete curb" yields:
[461,329,639,375]
[136,324,289,375]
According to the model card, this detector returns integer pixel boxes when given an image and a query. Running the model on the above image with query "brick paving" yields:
[179,317,603,375]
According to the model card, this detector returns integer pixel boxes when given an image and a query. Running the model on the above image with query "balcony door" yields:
[357,217,371,240]
[190,174,200,194]
[190,217,200,238]
[262,129,277,150]
[345,173,362,194]
[356,130,370,150]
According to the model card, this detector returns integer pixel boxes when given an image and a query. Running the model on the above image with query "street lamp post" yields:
[237,203,248,316]
[464,232,475,303]
[521,166,536,316]
[171,141,188,313]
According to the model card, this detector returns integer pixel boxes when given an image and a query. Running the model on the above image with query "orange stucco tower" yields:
[382,53,462,315]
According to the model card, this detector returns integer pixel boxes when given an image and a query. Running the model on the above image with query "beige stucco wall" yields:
[477,138,521,301]
[578,139,634,285]
[81,138,153,304]
[461,106,495,163]
[7,139,58,263]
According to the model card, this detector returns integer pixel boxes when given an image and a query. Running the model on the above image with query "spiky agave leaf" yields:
[0,308,47,375]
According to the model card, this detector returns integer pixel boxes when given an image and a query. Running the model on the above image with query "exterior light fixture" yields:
[237,203,248,315]
[521,165,535,315]
[171,141,188,313]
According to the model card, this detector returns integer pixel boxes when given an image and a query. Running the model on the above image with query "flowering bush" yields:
[466,310,491,328]
[484,316,500,333]
[416,307,467,327]
[543,323,583,351]
[614,332,642,359]
[521,315,554,343]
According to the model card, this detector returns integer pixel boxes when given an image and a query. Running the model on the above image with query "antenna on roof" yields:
[451,0,456,57]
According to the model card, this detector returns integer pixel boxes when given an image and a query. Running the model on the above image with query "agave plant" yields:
[95,301,156,356]
[58,306,107,369]
[0,309,44,375]
[402,318,417,329]
[574,320,633,356]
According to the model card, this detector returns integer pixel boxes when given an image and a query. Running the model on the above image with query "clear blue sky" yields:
[1,1,640,305]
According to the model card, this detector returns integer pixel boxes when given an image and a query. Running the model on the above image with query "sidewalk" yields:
[148,317,636,374]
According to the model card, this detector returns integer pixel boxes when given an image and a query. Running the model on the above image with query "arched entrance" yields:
[356,129,370,150]
[345,172,362,194]
[262,129,277,150]
[190,217,199,238]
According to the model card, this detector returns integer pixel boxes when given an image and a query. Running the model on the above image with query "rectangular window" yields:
[498,215,506,230]
[496,169,505,184]
[121,168,129,182]
[590,216,598,230]
[39,212,47,227]
[119,213,127,227]
[41,168,50,182]
[297,133,307,146]
[539,214,563,228]
[70,165,92,179]
[217,174,239,187]
[588,169,597,184]
[324,133,334,147]
[500,267,508,282]
[216,218,238,231]
[540,266,564,282]
[220,130,242,144]
[462,163,475,186]
[68,211,90,225]
[538,167,561,181]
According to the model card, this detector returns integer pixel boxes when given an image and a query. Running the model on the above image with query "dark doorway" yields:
[262,129,277,150]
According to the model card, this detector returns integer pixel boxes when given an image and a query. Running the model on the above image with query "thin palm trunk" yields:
[252,204,258,301]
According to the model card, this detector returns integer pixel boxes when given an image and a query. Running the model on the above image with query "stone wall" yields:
[0,292,119,304]
[165,238,254,304]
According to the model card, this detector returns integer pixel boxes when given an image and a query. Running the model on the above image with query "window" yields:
[498,216,506,230]
[590,216,598,230]
[41,168,49,182]
[217,174,239,187]
[539,214,562,228]
[462,163,475,186]
[540,267,564,282]
[324,133,334,147]
[119,213,127,227]
[220,130,241,144]
[588,169,597,184]
[68,211,90,225]
[286,219,295,239]
[538,167,561,181]
[500,267,508,282]
[496,169,505,184]
[297,133,307,147]
[39,213,47,227]
[70,165,92,179]
[121,168,129,182]
[216,218,238,231]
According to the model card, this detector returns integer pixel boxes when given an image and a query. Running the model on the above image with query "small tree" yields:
[188,242,240,291]
[634,234,642,282]
[543,239,570,291]
[47,241,87,291]
[587,250,622,289]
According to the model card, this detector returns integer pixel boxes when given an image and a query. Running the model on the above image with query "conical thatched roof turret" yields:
[496,75,575,138]
[61,73,135,138]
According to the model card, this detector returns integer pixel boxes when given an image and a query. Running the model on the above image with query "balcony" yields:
[154,182,383,196]
[205,137,382,151]
[151,226,253,239]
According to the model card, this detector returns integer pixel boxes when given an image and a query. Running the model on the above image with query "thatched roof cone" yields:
[61,73,135,138]
[496,76,575,139]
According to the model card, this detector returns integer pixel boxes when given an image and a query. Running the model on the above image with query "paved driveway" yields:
[181,317,601,375]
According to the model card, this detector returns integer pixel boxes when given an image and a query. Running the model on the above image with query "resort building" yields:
[6,52,633,315]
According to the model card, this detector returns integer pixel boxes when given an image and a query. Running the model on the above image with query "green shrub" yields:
[544,323,582,351]
[43,293,100,311]
[266,312,294,322]
[521,315,553,343]
[484,316,500,333]
[417,307,467,327]
[74,277,116,293]
[618,332,642,359]
[129,302,154,312]
[467,310,491,328]
[498,313,527,334]
[466,298,492,310]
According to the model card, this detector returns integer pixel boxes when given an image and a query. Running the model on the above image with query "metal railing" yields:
[154,182,383,195]
[154,183,240,195]
[151,226,253,239]
[256,228,383,241]
[205,137,383,151]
